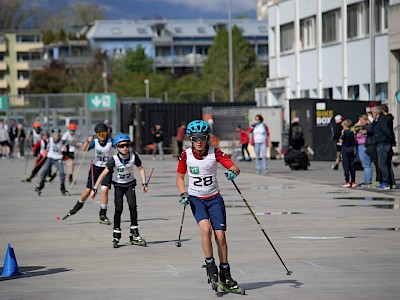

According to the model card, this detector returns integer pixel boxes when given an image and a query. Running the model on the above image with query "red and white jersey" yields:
[186,147,220,198]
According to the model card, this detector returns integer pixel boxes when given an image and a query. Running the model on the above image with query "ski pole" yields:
[175,203,187,247]
[146,167,154,185]
[90,160,94,187]
[56,146,90,221]
[230,179,292,276]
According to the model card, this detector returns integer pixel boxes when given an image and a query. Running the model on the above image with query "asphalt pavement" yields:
[0,154,399,300]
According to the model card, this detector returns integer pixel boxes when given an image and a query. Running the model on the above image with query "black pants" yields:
[113,182,138,229]
[30,155,47,178]
[342,148,355,183]
[241,143,250,158]
[177,140,183,155]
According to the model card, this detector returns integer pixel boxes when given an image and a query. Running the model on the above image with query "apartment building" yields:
[0,31,43,102]
[266,0,396,124]
[85,19,268,73]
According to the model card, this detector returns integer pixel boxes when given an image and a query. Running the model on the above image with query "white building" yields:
[257,0,269,20]
[265,0,397,125]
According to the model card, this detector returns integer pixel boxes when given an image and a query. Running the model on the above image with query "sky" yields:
[33,0,258,20]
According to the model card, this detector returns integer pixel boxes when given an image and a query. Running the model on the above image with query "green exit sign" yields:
[88,93,116,110]
[0,96,7,111]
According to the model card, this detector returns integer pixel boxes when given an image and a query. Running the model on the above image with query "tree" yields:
[0,0,38,29]
[26,61,70,94]
[168,74,211,103]
[202,26,267,102]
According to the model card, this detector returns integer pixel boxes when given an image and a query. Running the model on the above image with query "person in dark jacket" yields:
[371,106,394,189]
[340,119,356,187]
[365,112,382,184]
[151,124,164,160]
[330,114,344,170]
[381,104,396,188]
[289,117,305,151]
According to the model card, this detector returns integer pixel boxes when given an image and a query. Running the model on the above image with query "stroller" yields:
[284,147,310,170]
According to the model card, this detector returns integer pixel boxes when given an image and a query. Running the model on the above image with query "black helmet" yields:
[95,123,108,133]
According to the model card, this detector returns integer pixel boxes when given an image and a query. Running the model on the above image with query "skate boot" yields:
[129,226,146,246]
[219,265,245,294]
[35,181,45,196]
[47,172,57,182]
[62,201,84,220]
[99,208,111,225]
[113,228,122,248]
[60,184,69,196]
[21,176,33,182]
[203,260,219,291]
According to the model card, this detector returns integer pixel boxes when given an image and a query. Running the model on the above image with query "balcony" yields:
[0,79,8,89]
[0,44,6,52]
[0,61,7,71]
[152,35,173,45]
[16,61,29,70]
[16,79,29,88]
[15,42,44,52]
[153,53,207,67]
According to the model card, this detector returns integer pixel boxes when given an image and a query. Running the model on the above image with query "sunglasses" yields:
[97,131,107,137]
[189,135,208,142]
[117,143,130,149]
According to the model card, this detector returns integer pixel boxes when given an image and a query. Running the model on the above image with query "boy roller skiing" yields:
[90,134,148,248]
[62,123,114,224]
[35,128,68,196]
[176,120,245,294]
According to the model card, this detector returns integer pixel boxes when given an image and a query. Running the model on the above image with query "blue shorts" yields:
[189,194,227,231]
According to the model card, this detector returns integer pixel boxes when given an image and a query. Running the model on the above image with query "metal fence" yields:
[0,93,118,140]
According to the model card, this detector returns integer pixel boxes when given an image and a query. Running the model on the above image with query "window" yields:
[197,27,206,34]
[174,27,183,34]
[323,88,333,99]
[347,1,369,39]
[17,71,29,80]
[280,22,294,53]
[16,35,40,43]
[300,16,316,49]
[375,82,388,101]
[17,52,29,61]
[348,85,360,100]
[137,28,148,34]
[258,45,268,56]
[375,0,388,33]
[301,89,310,98]
[322,9,341,44]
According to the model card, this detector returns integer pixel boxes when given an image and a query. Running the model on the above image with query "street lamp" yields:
[144,79,150,98]
[228,0,234,103]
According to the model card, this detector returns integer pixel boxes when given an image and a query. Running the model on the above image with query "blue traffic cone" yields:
[1,243,22,277]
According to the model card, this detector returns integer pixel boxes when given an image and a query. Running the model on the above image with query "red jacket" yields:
[239,129,249,144]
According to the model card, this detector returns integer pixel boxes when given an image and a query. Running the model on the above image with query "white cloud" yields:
[139,0,257,14]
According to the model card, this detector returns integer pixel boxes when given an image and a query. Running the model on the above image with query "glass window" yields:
[347,1,369,40]
[300,16,316,49]
[322,9,341,44]
[280,22,294,53]
[348,85,360,100]
[375,82,388,101]
[137,28,147,34]
[375,0,389,33]
[323,88,333,99]
[301,89,310,98]
[197,27,206,34]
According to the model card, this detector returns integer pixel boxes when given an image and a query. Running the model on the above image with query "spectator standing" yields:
[340,119,356,188]
[330,114,344,170]
[8,119,18,158]
[248,114,271,175]
[0,121,11,158]
[380,104,396,188]
[371,106,394,190]
[151,124,164,161]
[365,112,382,184]
[176,122,186,156]
[353,115,372,186]
[17,124,26,158]
[236,125,251,161]
[289,117,305,151]
[104,120,113,138]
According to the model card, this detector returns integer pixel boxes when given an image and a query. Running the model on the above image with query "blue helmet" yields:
[113,133,131,147]
[186,120,210,136]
